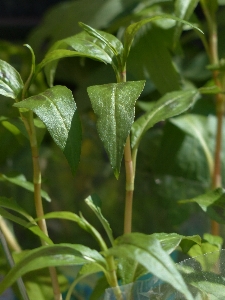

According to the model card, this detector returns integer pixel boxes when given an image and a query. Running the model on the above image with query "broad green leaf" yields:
[0,244,93,294]
[0,174,51,202]
[174,0,199,47]
[131,89,198,151]
[152,233,201,254]
[179,188,225,224]
[85,195,114,246]
[0,59,23,99]
[13,86,82,175]
[105,233,194,300]
[170,114,214,178]
[123,14,203,61]
[87,81,145,177]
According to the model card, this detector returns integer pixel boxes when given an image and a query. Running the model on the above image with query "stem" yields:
[124,136,134,234]
[21,111,62,300]
[0,217,21,252]
[201,1,225,235]
[118,69,135,234]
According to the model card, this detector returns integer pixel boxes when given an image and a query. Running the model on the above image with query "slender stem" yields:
[21,111,62,300]
[201,1,225,235]
[118,69,135,234]
[0,229,30,300]
[124,136,134,234]
[0,217,21,252]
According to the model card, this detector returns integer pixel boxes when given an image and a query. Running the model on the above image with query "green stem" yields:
[118,69,135,234]
[21,111,62,300]
[200,1,225,235]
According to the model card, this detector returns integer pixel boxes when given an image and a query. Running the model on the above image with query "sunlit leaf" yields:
[105,233,194,300]
[152,232,201,254]
[13,86,82,175]
[0,59,23,99]
[87,81,145,177]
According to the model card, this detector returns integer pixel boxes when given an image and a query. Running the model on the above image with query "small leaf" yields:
[131,89,198,151]
[105,233,194,300]
[13,86,82,175]
[0,59,23,99]
[0,174,51,202]
[179,188,225,224]
[87,81,145,177]
[152,233,201,254]
[123,14,203,61]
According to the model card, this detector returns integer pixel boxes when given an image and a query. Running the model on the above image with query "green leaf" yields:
[179,188,225,224]
[87,81,145,177]
[152,233,201,254]
[37,49,108,75]
[131,89,198,151]
[85,195,114,246]
[0,174,51,202]
[199,85,222,94]
[0,198,52,245]
[105,233,194,300]
[170,114,214,178]
[0,244,96,295]
[174,0,199,47]
[44,31,113,86]
[123,14,203,62]
[79,22,124,72]
[13,86,82,175]
[0,59,23,99]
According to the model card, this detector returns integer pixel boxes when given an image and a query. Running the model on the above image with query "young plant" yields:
[0,1,225,300]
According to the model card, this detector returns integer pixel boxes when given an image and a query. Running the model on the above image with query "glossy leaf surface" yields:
[0,59,23,99]
[152,232,201,254]
[131,89,198,150]
[88,81,145,177]
[13,86,81,175]
[179,188,225,224]
[105,233,194,300]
